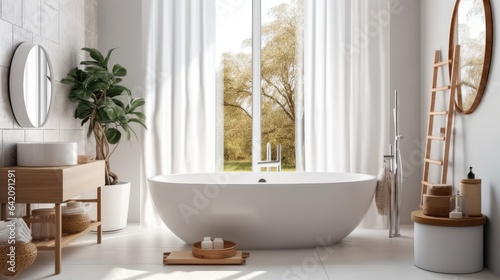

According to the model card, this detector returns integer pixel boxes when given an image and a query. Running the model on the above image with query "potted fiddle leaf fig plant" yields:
[62,47,146,231]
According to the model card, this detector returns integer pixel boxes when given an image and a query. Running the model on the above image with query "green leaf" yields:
[107,85,130,98]
[129,97,145,111]
[128,118,147,129]
[94,70,112,81]
[83,75,98,89]
[82,48,105,66]
[106,128,121,144]
[96,108,112,123]
[83,65,105,73]
[112,64,127,77]
[68,89,92,102]
[123,87,132,96]
[103,48,117,67]
[104,106,117,120]
[112,98,125,108]
[119,122,132,140]
[114,106,126,118]
[61,78,75,86]
[75,101,93,120]
[76,68,89,80]
[80,116,90,126]
[100,97,125,121]
[61,68,79,84]
[131,111,146,120]
[80,61,103,68]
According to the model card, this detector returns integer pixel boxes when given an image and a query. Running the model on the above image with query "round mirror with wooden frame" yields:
[449,0,493,114]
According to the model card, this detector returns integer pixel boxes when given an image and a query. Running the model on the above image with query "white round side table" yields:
[411,210,487,274]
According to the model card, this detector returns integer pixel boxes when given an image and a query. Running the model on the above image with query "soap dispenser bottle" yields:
[461,166,482,217]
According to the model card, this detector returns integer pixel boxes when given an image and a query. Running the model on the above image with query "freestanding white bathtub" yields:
[148,172,376,249]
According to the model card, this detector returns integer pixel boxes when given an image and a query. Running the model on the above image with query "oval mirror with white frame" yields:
[9,43,54,127]
[449,0,493,114]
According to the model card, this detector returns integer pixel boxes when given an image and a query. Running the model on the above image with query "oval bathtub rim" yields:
[147,172,376,186]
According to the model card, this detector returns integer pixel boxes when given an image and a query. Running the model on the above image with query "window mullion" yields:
[251,0,261,172]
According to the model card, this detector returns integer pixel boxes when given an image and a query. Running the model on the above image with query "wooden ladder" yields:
[420,45,460,209]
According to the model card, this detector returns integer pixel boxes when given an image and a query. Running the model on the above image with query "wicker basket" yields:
[62,213,91,234]
[0,242,37,276]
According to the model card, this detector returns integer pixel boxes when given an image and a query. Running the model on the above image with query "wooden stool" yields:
[411,210,487,274]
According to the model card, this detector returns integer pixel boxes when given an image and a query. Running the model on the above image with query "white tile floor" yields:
[12,224,499,280]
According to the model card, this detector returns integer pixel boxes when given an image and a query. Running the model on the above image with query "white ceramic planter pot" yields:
[88,181,131,232]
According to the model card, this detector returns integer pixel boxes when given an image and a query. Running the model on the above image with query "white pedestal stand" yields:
[412,210,486,274]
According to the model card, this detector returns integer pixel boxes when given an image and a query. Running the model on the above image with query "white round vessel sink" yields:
[17,142,78,166]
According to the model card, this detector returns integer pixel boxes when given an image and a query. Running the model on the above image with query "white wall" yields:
[421,0,500,276]
[390,0,422,224]
[98,0,143,223]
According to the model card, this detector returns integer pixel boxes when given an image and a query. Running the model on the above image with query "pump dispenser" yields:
[468,167,475,179]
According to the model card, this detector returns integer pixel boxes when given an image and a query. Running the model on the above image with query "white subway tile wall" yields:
[0,0,98,167]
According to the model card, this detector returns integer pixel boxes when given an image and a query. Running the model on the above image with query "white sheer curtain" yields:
[303,0,389,174]
[141,0,216,226]
[302,0,390,226]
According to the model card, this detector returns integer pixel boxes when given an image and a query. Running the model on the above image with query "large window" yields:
[217,0,303,171]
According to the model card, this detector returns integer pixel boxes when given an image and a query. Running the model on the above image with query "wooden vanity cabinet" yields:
[0,161,105,274]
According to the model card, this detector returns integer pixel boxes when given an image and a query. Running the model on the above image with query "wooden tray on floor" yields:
[163,251,250,265]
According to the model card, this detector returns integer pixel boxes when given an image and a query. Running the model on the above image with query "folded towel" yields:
[0,219,32,243]
[18,218,31,236]
[17,219,32,242]
[0,228,8,243]
[375,167,392,216]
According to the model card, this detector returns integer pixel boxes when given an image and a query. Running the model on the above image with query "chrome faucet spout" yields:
[257,143,282,172]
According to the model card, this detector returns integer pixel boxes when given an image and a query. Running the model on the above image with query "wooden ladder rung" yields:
[421,181,451,188]
[427,135,445,141]
[429,183,452,188]
[421,181,433,187]
[429,111,448,116]
[431,85,451,92]
[424,158,443,165]
[434,60,452,67]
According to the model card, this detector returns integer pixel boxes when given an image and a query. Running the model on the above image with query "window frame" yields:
[251,0,262,172]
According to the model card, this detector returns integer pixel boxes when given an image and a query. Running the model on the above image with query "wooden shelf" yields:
[34,221,101,250]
